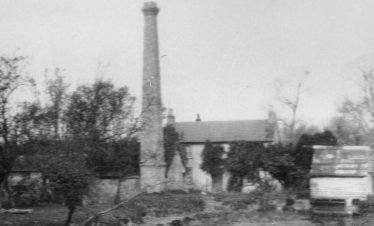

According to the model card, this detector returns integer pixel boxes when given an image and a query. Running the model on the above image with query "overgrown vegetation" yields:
[199,129,338,193]
[33,140,92,226]
[0,57,203,224]
[164,124,187,175]
[226,142,264,191]
[0,62,142,224]
[200,141,225,191]
[262,143,295,188]
[0,56,35,208]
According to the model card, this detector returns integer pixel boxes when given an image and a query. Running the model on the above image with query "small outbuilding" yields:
[310,145,374,215]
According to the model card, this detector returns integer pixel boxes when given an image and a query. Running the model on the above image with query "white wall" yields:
[310,176,373,200]
[187,144,211,192]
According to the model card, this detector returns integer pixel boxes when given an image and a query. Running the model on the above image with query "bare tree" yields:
[332,69,374,145]
[274,72,310,144]
[44,68,70,138]
[328,115,364,145]
[0,56,34,207]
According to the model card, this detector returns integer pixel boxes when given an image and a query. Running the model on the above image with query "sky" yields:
[1,0,374,127]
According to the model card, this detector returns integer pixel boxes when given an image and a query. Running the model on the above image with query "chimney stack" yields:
[268,105,277,125]
[267,105,283,144]
[166,108,175,125]
[140,1,166,192]
[196,114,201,122]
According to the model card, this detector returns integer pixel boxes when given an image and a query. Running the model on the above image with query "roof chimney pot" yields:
[196,114,201,122]
[167,108,175,125]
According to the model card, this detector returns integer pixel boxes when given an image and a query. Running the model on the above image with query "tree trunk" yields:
[2,173,14,208]
[239,176,244,191]
[114,176,125,205]
[40,177,53,203]
[114,179,121,205]
[64,206,75,226]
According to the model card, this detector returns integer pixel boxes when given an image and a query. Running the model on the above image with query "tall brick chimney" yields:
[140,1,166,192]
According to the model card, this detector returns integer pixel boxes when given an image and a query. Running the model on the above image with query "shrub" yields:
[12,179,40,207]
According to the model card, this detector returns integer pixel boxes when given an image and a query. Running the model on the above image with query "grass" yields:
[1,191,205,226]
[214,192,257,207]
[1,191,306,226]
[129,191,205,215]
[1,203,90,226]
[192,208,310,226]
[4,191,374,226]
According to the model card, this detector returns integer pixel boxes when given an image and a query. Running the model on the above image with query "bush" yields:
[12,178,41,207]
[14,193,36,207]
[1,200,12,209]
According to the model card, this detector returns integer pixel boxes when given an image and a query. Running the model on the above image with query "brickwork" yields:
[140,2,166,192]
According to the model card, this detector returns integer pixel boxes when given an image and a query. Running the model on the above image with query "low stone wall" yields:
[85,176,141,204]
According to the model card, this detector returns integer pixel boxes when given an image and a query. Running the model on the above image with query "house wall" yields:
[186,144,210,192]
[166,151,189,190]
[186,143,230,192]
[310,176,373,200]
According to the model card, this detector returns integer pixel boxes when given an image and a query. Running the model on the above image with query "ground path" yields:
[231,220,316,226]
[230,216,374,226]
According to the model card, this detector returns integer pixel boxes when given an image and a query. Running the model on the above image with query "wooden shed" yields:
[310,145,374,215]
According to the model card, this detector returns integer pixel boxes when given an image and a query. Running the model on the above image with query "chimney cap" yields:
[167,108,175,125]
[196,114,201,122]
[142,2,159,15]
[168,108,174,116]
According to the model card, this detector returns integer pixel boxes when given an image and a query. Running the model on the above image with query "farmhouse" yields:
[167,110,281,192]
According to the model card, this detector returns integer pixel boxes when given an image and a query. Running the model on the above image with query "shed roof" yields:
[174,120,272,144]
[311,145,374,177]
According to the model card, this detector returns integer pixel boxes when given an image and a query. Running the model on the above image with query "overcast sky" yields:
[1,0,374,127]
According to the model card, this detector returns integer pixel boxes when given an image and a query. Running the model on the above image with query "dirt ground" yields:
[2,192,374,226]
[230,214,374,226]
[0,204,316,226]
[231,221,315,226]
[2,205,374,226]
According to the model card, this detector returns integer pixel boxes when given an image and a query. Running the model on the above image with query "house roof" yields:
[174,120,272,144]
[311,145,374,177]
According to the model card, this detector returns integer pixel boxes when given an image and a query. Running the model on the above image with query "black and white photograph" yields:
[1,1,374,225]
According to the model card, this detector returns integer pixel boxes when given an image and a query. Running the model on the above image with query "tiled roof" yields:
[174,120,271,143]
[311,145,374,177]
